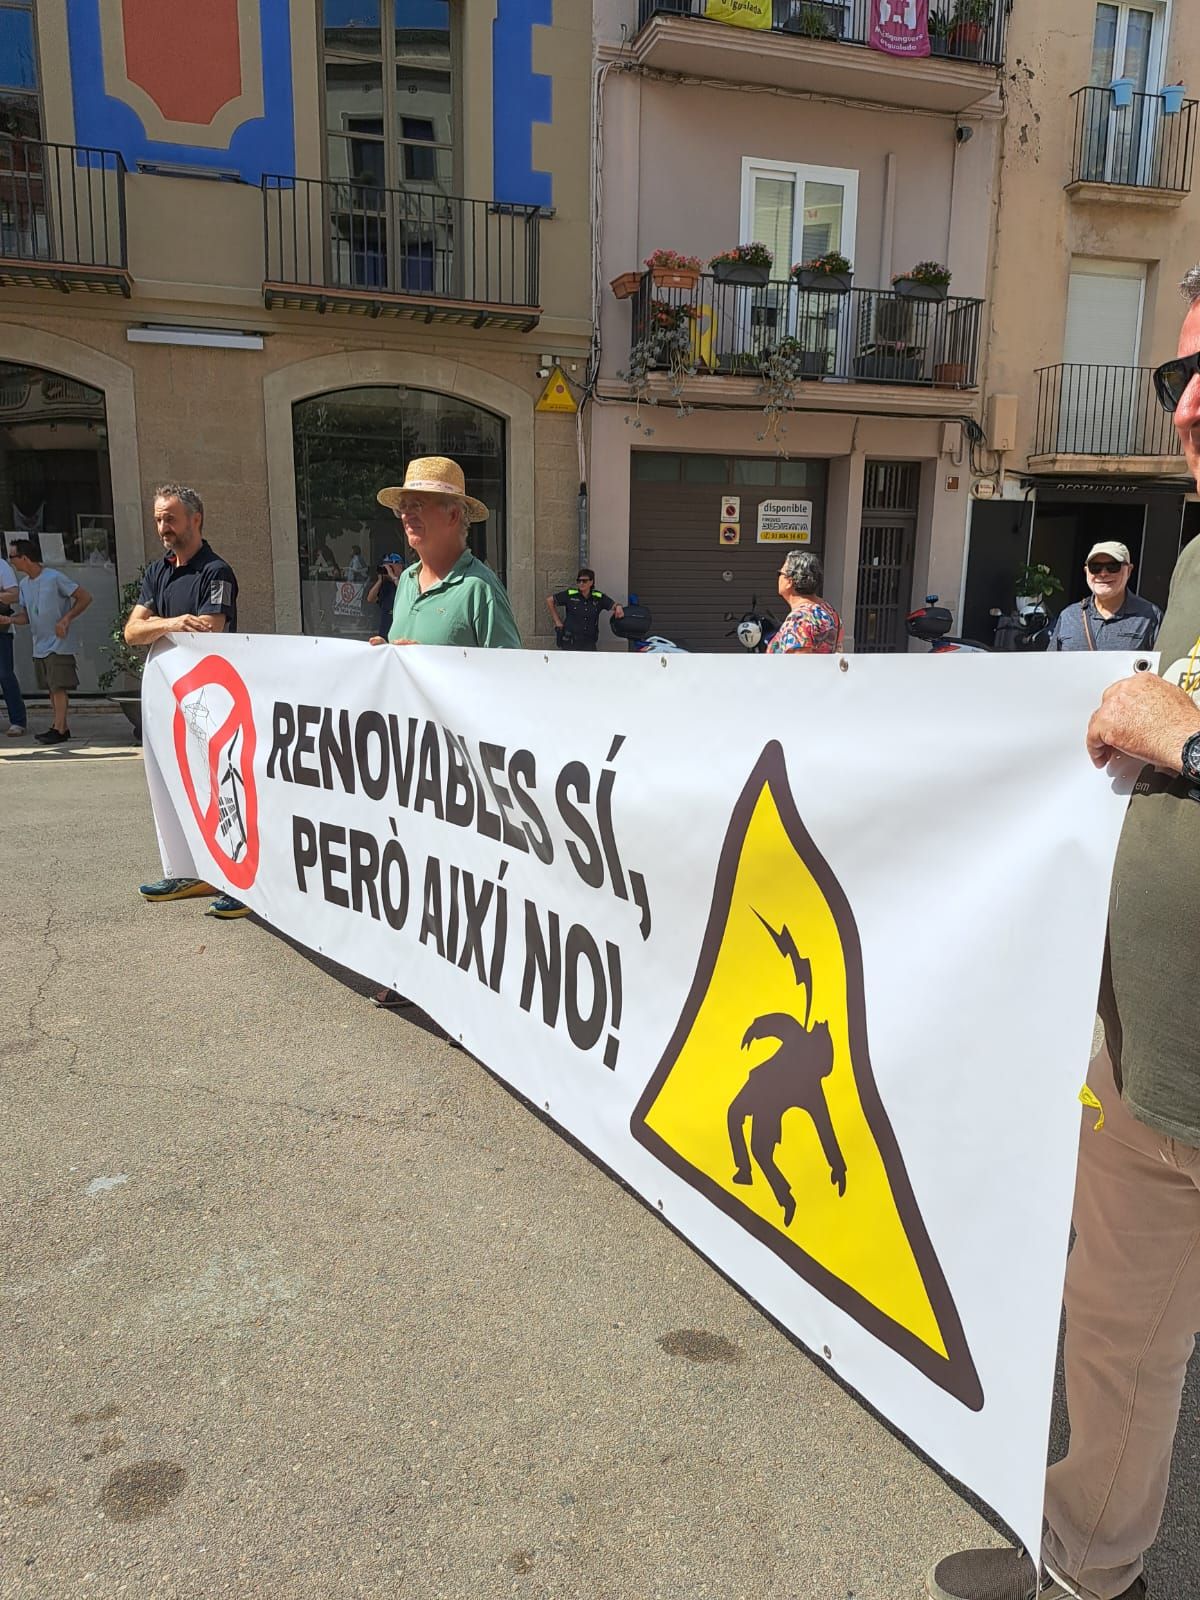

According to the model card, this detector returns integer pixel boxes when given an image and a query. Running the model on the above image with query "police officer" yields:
[545,568,624,651]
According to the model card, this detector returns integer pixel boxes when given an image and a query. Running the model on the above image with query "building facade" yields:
[590,0,1009,652]
[963,0,1199,641]
[0,0,590,694]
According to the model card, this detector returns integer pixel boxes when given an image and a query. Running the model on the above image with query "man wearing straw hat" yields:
[369,457,520,1007]
[372,456,521,651]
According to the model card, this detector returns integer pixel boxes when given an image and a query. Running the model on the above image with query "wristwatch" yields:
[1182,731,1200,782]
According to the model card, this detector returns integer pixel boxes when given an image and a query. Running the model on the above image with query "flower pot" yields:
[782,0,846,39]
[1162,84,1186,115]
[793,349,830,378]
[929,33,950,56]
[934,361,968,386]
[610,271,644,300]
[1110,76,1135,109]
[716,351,759,374]
[711,260,771,286]
[854,350,923,382]
[948,20,984,58]
[893,276,949,302]
[791,269,852,294]
[109,692,143,743]
[650,266,700,291]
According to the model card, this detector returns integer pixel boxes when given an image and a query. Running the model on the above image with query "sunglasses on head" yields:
[1153,351,1200,412]
[1087,560,1124,575]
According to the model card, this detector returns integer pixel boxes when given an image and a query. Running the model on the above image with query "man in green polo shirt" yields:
[368,456,520,1006]
[370,455,520,651]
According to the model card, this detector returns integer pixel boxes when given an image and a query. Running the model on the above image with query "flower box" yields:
[949,20,985,58]
[610,271,644,300]
[854,348,923,382]
[712,260,771,286]
[791,268,852,294]
[650,266,700,291]
[933,361,968,386]
[893,275,949,302]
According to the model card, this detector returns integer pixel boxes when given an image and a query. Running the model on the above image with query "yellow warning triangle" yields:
[535,365,578,414]
[631,743,982,1409]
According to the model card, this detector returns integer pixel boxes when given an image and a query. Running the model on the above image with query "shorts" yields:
[35,653,78,692]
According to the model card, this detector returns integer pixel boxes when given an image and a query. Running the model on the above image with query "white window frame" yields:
[1091,1,1170,93]
[739,157,859,273]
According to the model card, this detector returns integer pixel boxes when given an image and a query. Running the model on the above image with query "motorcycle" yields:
[991,600,1052,652]
[725,596,781,653]
[905,596,992,653]
[609,601,688,654]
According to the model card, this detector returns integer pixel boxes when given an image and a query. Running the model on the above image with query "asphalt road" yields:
[1,714,1196,1600]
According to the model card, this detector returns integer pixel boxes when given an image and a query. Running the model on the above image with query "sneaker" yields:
[5,725,24,737]
[33,727,69,745]
[926,1548,1146,1600]
[205,894,250,919]
[139,877,216,902]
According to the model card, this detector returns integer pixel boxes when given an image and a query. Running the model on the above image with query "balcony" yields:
[627,273,982,402]
[631,0,1007,114]
[0,137,130,296]
[1031,365,1185,474]
[262,177,541,332]
[1066,87,1197,205]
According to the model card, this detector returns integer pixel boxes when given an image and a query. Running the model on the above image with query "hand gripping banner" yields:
[141,635,1146,1556]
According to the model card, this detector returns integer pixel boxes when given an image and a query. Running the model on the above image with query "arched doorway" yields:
[0,360,119,695]
[291,386,506,639]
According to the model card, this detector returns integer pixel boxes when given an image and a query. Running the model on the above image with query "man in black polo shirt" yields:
[124,483,246,920]
[545,568,624,651]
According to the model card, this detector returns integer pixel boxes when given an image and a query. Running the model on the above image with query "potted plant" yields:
[772,334,828,379]
[1014,561,1064,615]
[853,341,925,382]
[98,572,146,741]
[783,0,846,39]
[618,298,699,421]
[933,360,969,386]
[1162,82,1186,115]
[1110,76,1135,109]
[928,9,951,56]
[709,242,773,287]
[790,249,853,294]
[645,248,702,292]
[892,260,952,301]
[948,0,992,59]
[610,269,644,300]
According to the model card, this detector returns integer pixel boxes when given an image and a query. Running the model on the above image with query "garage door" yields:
[628,452,828,652]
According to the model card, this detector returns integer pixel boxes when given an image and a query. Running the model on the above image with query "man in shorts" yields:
[0,538,92,745]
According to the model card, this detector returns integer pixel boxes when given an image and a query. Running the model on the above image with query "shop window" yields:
[292,386,506,639]
[681,455,727,483]
[733,458,776,485]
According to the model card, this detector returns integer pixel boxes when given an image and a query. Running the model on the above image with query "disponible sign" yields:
[757,499,813,543]
[141,634,1142,1562]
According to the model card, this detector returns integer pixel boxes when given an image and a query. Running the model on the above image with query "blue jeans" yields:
[0,629,26,728]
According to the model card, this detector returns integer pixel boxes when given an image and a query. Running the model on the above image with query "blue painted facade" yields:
[65,0,295,184]
[492,0,553,209]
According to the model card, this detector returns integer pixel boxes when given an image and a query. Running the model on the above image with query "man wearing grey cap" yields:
[1046,540,1162,652]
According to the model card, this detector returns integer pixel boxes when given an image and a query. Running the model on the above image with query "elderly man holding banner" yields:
[928,274,1200,1600]
[367,455,520,1007]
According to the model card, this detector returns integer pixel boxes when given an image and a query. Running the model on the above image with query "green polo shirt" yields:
[388,549,522,649]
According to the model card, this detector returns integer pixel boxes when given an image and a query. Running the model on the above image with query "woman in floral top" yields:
[767,550,843,654]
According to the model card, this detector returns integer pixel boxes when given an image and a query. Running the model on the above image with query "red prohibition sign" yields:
[171,655,260,891]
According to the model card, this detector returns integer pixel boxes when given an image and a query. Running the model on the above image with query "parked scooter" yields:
[609,601,688,654]
[905,596,992,653]
[725,596,781,653]
[991,600,1053,652]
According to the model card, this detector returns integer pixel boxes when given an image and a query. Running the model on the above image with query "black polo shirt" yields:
[554,586,614,645]
[139,540,238,630]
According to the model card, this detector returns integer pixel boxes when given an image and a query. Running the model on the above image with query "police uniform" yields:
[553,586,614,651]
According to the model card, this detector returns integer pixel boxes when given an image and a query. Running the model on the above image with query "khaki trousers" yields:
[1042,1049,1200,1599]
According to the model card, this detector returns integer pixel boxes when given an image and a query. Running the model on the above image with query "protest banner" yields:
[142,636,1146,1556]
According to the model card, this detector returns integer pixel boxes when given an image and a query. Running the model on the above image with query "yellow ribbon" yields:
[1079,1084,1105,1131]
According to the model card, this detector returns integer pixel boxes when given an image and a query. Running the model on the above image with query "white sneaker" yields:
[6,725,25,737]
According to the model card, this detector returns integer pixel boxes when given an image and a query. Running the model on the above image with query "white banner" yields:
[141,636,1146,1556]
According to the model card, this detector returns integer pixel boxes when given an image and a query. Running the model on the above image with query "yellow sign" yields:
[631,743,982,1408]
[705,0,772,28]
[690,303,716,370]
[536,366,578,415]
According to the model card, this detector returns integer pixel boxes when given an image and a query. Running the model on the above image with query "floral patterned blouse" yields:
[767,599,843,654]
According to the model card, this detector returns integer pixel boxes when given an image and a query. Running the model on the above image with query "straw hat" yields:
[377,456,489,524]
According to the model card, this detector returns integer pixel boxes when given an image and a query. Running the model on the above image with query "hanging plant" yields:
[755,338,809,453]
[618,300,699,431]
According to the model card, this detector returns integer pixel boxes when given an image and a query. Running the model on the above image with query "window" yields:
[0,2,39,137]
[292,387,506,639]
[322,0,455,196]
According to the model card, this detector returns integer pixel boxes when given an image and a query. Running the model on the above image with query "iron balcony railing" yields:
[262,176,541,314]
[0,136,128,272]
[637,0,1008,69]
[1033,365,1181,458]
[631,273,983,388]
[1069,86,1197,193]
